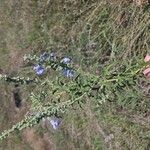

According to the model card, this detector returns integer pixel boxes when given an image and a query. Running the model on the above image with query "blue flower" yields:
[62,68,75,77]
[33,65,44,75]
[49,118,61,130]
[60,57,71,64]
[39,52,56,62]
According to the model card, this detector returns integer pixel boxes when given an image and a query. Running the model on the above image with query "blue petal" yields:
[33,65,44,75]
[61,57,71,64]
[62,68,75,77]
[49,118,61,130]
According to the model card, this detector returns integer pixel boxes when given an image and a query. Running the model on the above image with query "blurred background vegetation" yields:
[0,0,150,149]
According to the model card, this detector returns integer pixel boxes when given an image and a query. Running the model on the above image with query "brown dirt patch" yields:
[22,128,54,150]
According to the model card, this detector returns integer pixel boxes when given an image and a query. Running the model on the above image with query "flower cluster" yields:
[33,52,56,75]
[33,52,75,77]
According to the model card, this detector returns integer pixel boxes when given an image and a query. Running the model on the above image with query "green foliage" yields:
[0,74,37,85]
